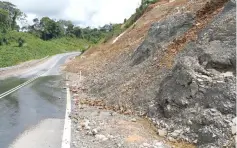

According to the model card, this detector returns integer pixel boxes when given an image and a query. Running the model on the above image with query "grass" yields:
[0,31,91,67]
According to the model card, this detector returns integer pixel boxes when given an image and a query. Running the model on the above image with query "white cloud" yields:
[7,0,141,27]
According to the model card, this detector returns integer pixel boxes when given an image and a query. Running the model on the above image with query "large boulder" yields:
[131,13,195,66]
[153,1,236,147]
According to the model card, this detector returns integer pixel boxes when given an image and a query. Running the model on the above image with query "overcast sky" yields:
[7,0,141,27]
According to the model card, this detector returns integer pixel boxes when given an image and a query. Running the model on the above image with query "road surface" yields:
[0,53,79,148]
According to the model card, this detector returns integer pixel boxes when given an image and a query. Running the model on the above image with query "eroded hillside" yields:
[66,0,236,147]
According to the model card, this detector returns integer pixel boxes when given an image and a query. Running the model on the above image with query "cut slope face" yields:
[66,0,236,147]
[154,1,236,147]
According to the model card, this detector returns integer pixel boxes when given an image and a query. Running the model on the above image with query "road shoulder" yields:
[0,56,49,79]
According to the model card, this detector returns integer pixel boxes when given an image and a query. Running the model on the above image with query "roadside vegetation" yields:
[0,31,90,67]
[0,1,121,67]
[0,0,158,67]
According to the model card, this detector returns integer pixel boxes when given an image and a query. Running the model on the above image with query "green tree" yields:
[0,8,9,32]
[66,22,74,35]
[73,26,82,38]
[0,1,25,31]
[40,17,64,40]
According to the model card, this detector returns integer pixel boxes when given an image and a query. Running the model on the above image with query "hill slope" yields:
[66,0,236,147]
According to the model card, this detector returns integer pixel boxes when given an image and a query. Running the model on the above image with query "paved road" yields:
[0,53,79,148]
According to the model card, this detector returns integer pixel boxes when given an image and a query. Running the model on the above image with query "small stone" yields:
[73,94,79,97]
[131,118,137,122]
[158,129,168,137]
[193,139,198,144]
[187,120,192,125]
[76,127,82,131]
[86,131,93,135]
[154,142,164,147]
[117,143,122,147]
[92,129,98,135]
[72,118,78,124]
[107,135,114,139]
[170,129,183,138]
[84,125,91,130]
[232,117,237,125]
[95,134,108,141]
[210,108,217,113]
[168,136,176,142]
[81,119,90,128]
[142,143,151,147]
[232,125,236,135]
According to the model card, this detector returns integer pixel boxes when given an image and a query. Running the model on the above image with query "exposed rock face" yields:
[131,13,195,66]
[152,1,236,147]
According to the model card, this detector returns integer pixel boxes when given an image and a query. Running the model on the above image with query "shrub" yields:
[18,37,25,47]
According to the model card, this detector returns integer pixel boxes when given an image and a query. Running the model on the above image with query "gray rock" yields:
[167,137,176,142]
[81,119,90,128]
[141,143,152,148]
[95,134,108,141]
[131,118,137,122]
[158,129,168,137]
[232,117,237,125]
[153,141,166,148]
[86,130,93,135]
[92,129,98,135]
[131,12,195,66]
[150,1,236,147]
[107,134,114,139]
[232,125,236,135]
[84,125,91,130]
[170,129,183,138]
[117,143,122,147]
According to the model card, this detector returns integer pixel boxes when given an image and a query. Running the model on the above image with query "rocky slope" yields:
[151,1,236,147]
[66,0,236,147]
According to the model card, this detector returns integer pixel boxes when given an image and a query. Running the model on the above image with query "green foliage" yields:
[124,0,158,29]
[39,17,64,40]
[27,17,116,44]
[0,8,9,32]
[73,27,82,38]
[0,1,25,31]
[18,37,24,47]
[0,31,91,67]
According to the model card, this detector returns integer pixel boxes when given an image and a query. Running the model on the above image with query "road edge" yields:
[61,84,72,148]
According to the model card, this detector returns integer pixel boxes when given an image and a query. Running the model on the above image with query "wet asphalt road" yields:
[0,53,79,148]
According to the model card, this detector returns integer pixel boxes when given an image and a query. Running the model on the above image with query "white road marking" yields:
[0,54,61,99]
[0,71,44,99]
[61,86,72,148]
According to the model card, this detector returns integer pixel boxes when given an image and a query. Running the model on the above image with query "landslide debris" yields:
[66,0,236,147]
